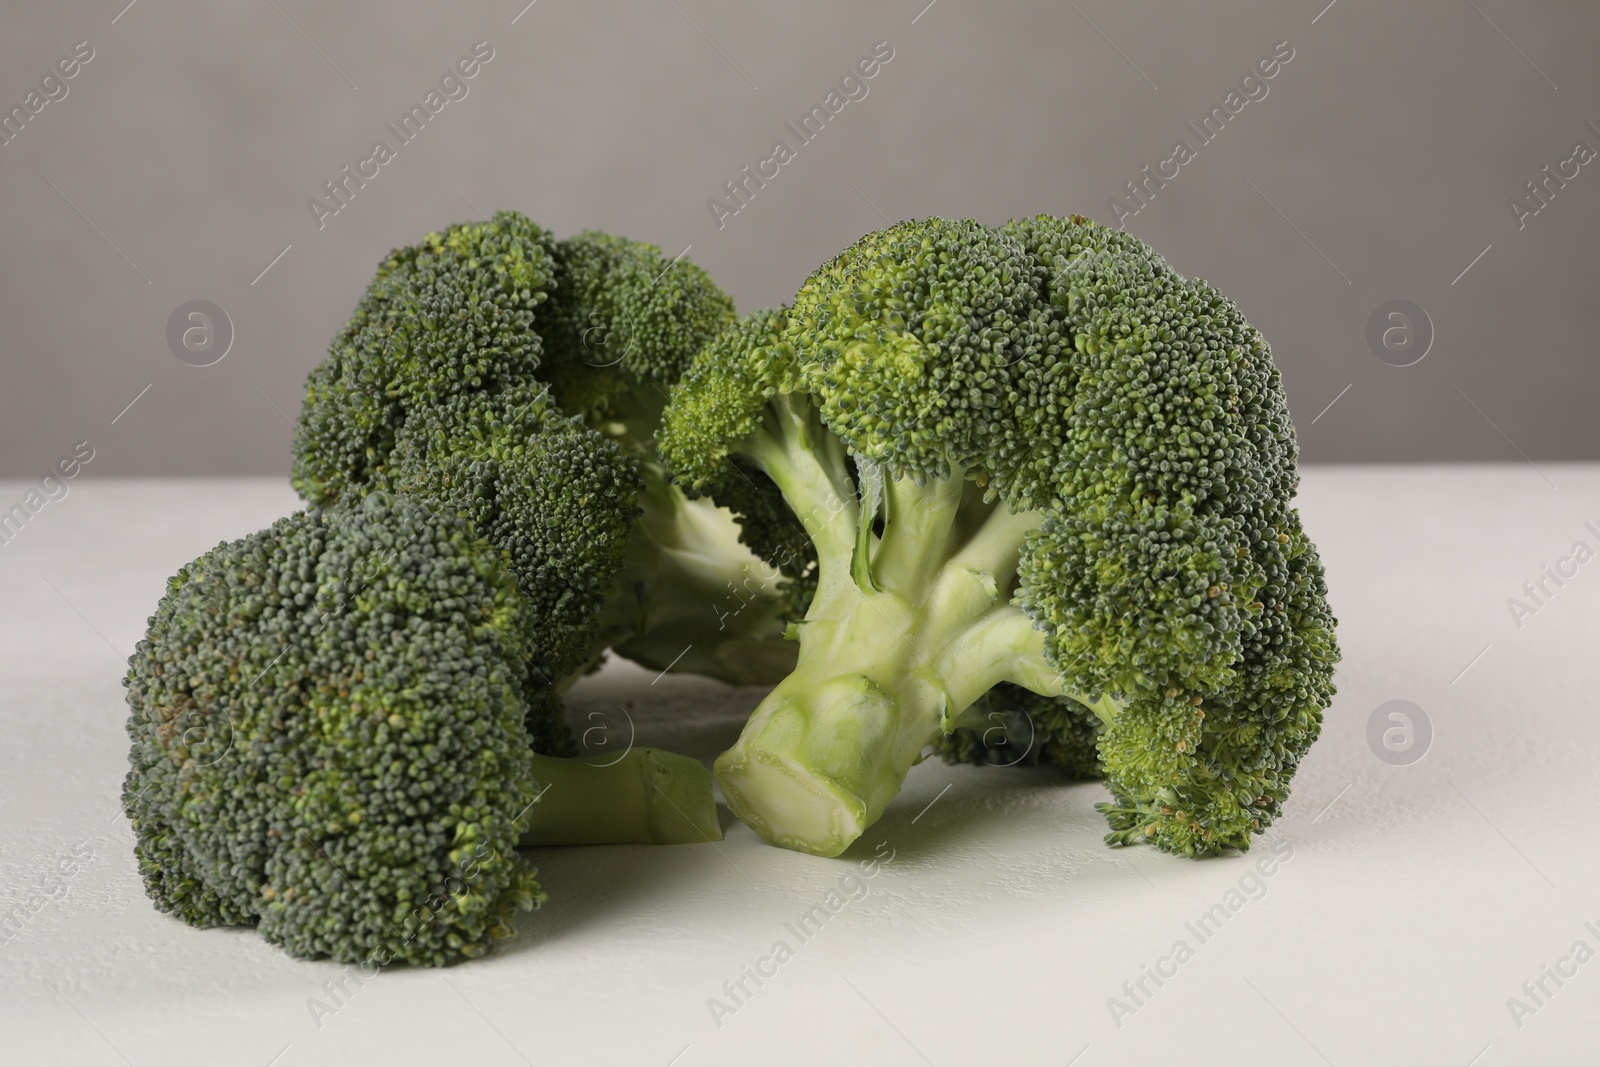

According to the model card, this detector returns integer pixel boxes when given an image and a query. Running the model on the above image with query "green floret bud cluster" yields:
[382,381,638,694]
[123,489,727,966]
[540,230,737,420]
[294,214,559,507]
[938,684,1105,781]
[291,211,790,691]
[123,495,545,966]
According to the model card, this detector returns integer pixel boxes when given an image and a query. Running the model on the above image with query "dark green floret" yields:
[122,496,543,966]
[939,684,1105,781]
[122,494,723,966]
[290,212,793,688]
[382,381,639,697]
[293,213,558,506]
[660,214,1338,858]
[539,229,738,419]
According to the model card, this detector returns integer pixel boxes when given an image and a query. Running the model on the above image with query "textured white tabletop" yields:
[2,468,1596,1066]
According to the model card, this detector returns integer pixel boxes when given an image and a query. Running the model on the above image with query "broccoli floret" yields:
[293,213,558,506]
[381,381,638,699]
[122,493,719,966]
[539,229,738,421]
[538,230,799,684]
[659,215,1338,858]
[938,684,1105,780]
[290,213,795,687]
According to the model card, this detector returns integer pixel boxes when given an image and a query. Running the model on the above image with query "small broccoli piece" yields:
[939,684,1105,780]
[649,307,822,629]
[660,215,1338,858]
[291,213,794,687]
[122,494,720,966]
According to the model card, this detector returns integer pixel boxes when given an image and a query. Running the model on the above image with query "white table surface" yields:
[2,467,1596,1067]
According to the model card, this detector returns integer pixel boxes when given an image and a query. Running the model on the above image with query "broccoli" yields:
[659,214,1339,858]
[122,493,721,967]
[292,212,795,688]
[938,684,1106,781]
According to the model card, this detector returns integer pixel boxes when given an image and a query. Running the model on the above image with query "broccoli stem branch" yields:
[746,394,858,583]
[600,462,798,686]
[872,470,966,593]
[932,606,1064,700]
[521,748,723,846]
[714,465,1112,855]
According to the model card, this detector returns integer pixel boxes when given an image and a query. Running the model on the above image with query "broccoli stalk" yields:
[523,748,722,846]
[703,403,1098,853]
[661,216,1338,859]
[599,459,799,685]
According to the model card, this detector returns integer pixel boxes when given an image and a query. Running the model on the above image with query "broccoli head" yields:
[291,212,795,688]
[293,213,557,506]
[660,214,1338,858]
[123,493,722,966]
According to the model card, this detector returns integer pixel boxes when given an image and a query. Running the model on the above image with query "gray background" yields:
[1,0,1596,477]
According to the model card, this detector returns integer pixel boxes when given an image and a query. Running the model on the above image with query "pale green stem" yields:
[744,394,858,587]
[605,463,796,685]
[714,457,1130,856]
[522,749,723,846]
[871,470,968,595]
